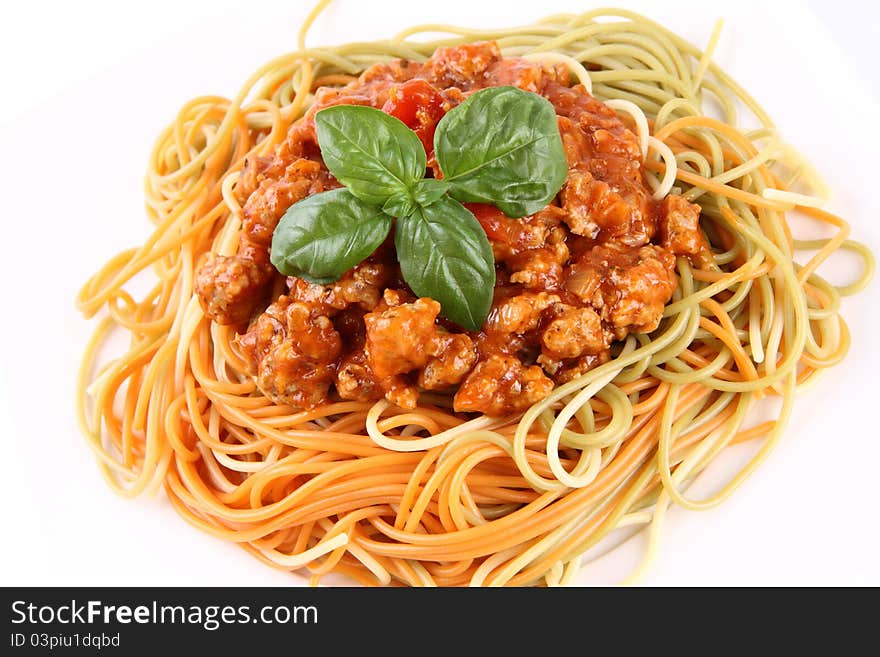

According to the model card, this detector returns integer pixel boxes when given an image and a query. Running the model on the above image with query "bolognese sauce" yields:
[194,41,710,416]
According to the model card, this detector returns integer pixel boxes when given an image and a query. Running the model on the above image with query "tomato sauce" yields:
[195,41,709,415]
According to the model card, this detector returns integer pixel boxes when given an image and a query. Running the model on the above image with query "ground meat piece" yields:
[308,84,385,117]
[235,296,342,408]
[469,204,564,262]
[538,351,611,384]
[566,243,677,339]
[286,261,392,317]
[363,295,440,409]
[454,354,554,415]
[326,262,392,311]
[332,305,383,403]
[360,59,422,85]
[484,59,568,93]
[561,169,652,245]
[236,123,317,203]
[242,159,328,247]
[303,60,420,131]
[550,80,652,246]
[236,155,277,203]
[658,194,711,263]
[287,276,333,308]
[547,83,642,163]
[194,247,273,326]
[541,305,606,359]
[508,238,569,290]
[365,296,439,379]
[196,156,333,326]
[419,333,478,390]
[422,42,502,88]
[591,126,642,163]
[335,352,382,402]
[363,294,477,405]
[561,169,610,238]
[557,116,593,168]
[485,292,559,335]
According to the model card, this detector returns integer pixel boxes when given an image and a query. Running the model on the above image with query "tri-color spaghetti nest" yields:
[76,3,873,586]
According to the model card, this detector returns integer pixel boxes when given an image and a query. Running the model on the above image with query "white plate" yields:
[1,0,877,586]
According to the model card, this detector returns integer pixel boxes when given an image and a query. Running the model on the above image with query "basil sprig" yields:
[270,189,392,285]
[436,86,568,217]
[270,85,567,330]
[315,105,426,205]
[395,195,496,330]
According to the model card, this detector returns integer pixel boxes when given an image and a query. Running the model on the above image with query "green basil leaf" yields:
[270,188,392,283]
[412,178,450,206]
[395,196,495,331]
[382,190,417,218]
[316,105,426,205]
[434,86,568,218]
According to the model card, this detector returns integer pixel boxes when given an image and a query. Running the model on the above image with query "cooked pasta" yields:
[76,2,873,586]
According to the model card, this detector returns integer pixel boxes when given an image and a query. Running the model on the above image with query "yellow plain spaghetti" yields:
[76,2,874,586]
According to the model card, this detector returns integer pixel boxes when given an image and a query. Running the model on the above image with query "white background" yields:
[0,0,878,586]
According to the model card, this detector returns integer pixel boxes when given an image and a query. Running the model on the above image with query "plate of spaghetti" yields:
[65,0,876,586]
